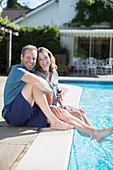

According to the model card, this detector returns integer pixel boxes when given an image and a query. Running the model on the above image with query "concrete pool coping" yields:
[15,83,82,170]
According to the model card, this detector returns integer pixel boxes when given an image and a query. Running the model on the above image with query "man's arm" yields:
[21,72,52,94]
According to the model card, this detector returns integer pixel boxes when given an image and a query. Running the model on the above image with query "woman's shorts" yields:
[4,92,49,127]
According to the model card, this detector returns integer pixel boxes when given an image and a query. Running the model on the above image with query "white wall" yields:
[59,0,78,26]
[16,2,59,27]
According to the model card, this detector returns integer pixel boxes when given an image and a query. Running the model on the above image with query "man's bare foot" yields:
[50,120,74,131]
[94,126,113,142]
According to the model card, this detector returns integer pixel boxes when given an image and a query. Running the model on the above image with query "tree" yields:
[67,0,113,28]
[86,0,113,5]
[7,0,29,8]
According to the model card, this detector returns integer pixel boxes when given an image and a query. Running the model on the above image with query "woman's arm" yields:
[57,88,65,108]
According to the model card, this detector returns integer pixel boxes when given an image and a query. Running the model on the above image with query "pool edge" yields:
[15,84,82,170]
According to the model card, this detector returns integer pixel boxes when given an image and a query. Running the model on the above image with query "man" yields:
[2,45,72,130]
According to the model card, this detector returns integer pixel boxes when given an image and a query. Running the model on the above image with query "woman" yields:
[35,47,113,142]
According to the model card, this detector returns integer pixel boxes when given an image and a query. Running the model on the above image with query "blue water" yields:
[59,80,113,170]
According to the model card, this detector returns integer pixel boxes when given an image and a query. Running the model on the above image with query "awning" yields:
[59,29,113,38]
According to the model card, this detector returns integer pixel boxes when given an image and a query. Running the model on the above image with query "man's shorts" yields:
[4,92,49,127]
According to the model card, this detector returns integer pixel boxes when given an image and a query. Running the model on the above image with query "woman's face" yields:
[38,51,51,72]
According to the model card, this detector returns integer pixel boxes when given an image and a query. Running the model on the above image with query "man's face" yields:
[20,49,37,71]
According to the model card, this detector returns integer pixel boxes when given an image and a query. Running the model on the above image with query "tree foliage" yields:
[7,0,29,8]
[0,25,68,74]
[86,0,113,5]
[65,0,113,28]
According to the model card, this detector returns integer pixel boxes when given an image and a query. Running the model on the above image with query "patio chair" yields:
[86,57,97,75]
[73,57,86,75]
[96,59,105,74]
[103,58,112,75]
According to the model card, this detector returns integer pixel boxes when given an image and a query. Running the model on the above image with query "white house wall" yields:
[59,0,78,26]
[16,2,59,27]
[60,36,74,67]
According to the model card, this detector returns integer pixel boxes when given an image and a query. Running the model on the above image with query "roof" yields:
[1,8,30,21]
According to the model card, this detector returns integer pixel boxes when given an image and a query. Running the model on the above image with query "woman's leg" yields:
[69,109,93,127]
[54,108,113,142]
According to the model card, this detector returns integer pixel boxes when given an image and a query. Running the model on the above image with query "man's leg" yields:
[21,84,73,130]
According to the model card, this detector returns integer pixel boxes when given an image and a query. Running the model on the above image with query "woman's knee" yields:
[70,110,82,119]
[59,109,72,122]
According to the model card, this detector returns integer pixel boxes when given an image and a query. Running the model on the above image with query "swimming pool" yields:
[59,80,113,170]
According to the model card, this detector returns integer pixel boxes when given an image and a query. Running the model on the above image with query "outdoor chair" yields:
[86,57,97,75]
[96,59,105,74]
[73,57,87,75]
[103,58,112,74]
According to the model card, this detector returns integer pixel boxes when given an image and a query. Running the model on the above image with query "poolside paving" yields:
[0,75,113,170]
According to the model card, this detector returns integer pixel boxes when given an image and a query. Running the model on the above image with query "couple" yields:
[2,45,113,142]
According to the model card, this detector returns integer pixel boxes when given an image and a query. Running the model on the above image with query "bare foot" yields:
[94,126,113,142]
[105,138,113,142]
[50,120,74,131]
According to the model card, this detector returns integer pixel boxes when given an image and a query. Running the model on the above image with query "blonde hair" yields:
[35,47,57,72]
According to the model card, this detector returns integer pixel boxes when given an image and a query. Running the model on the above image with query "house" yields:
[2,0,113,69]
[13,0,77,28]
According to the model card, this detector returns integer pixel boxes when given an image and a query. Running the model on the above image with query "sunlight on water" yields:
[67,83,113,170]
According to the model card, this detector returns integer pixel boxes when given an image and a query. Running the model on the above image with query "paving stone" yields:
[0,144,25,170]
[0,126,38,144]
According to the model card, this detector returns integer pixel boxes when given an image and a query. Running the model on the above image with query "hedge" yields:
[0,25,68,74]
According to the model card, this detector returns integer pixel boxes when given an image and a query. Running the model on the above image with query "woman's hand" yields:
[62,105,73,111]
[71,108,85,113]
[62,106,84,113]
[57,88,63,101]
[50,105,63,116]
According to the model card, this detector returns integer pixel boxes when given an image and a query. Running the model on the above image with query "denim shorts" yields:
[5,92,49,127]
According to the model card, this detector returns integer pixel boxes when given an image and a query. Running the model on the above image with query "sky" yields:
[1,0,48,9]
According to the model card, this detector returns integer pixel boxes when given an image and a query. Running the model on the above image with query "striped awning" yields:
[59,29,113,38]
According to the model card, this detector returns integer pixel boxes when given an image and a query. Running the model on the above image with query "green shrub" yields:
[0,25,69,74]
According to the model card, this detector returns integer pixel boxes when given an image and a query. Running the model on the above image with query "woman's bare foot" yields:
[50,119,74,131]
[94,126,113,142]
[105,138,113,142]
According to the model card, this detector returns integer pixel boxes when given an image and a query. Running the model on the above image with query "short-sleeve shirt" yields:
[35,70,58,106]
[2,64,27,118]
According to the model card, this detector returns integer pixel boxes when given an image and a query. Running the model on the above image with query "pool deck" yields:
[0,75,113,170]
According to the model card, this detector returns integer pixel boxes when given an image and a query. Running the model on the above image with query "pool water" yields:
[61,81,113,170]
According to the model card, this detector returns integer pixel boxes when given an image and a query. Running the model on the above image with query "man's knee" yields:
[22,83,33,94]
[21,84,35,106]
